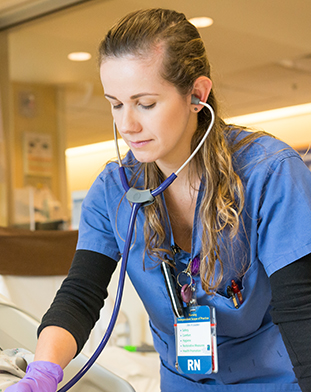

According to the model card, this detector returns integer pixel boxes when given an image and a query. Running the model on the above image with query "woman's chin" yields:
[131,150,155,164]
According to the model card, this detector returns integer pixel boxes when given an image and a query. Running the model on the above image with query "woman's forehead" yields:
[100,52,165,86]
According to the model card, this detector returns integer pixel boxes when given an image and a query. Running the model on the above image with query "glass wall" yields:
[0,0,115,228]
[1,0,311,228]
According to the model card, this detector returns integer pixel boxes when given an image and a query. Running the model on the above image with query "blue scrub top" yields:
[77,130,311,391]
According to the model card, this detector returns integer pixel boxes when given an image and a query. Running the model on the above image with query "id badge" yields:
[175,305,218,374]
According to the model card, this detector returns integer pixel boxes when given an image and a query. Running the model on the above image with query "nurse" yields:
[7,8,311,392]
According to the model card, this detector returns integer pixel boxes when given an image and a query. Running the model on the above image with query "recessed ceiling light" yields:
[68,52,92,61]
[189,16,214,28]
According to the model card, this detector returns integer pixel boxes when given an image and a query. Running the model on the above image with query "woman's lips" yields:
[130,139,152,148]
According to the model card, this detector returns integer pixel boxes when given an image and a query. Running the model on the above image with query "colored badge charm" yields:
[181,284,192,304]
[190,256,200,275]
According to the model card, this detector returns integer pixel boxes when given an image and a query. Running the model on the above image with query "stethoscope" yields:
[57,95,215,391]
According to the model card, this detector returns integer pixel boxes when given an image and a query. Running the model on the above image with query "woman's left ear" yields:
[190,76,212,113]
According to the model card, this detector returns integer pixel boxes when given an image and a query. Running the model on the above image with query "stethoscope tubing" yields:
[57,173,178,391]
[57,202,141,391]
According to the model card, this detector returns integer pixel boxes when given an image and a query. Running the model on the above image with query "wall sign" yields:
[24,132,53,177]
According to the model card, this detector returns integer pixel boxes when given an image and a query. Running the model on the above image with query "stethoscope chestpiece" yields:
[126,187,155,206]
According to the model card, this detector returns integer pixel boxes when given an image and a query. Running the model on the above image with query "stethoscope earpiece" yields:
[191,95,201,105]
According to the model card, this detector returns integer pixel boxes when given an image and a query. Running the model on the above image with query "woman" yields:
[8,8,311,392]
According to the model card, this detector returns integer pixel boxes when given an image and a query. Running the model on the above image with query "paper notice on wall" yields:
[24,132,53,177]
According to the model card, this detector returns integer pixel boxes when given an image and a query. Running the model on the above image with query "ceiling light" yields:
[68,52,92,62]
[226,102,311,125]
[189,16,213,28]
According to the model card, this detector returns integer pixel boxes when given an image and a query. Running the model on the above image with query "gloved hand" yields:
[5,361,63,392]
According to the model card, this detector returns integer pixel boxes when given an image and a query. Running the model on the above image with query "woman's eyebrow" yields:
[104,94,118,100]
[130,93,159,99]
[104,93,159,100]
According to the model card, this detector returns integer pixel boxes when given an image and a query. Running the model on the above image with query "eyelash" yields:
[141,103,156,110]
[112,103,156,110]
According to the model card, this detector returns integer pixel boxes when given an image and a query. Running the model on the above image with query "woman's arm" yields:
[34,326,77,369]
[38,249,118,355]
[5,322,77,391]
[5,250,118,392]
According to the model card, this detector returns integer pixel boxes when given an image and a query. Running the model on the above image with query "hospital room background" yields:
[0,1,311,391]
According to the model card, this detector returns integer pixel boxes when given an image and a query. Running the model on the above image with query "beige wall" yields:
[252,113,311,151]
[66,139,128,196]
[12,82,61,199]
[0,32,11,226]
[228,108,311,150]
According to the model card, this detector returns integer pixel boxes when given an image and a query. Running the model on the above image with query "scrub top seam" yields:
[76,241,121,262]
[264,241,311,277]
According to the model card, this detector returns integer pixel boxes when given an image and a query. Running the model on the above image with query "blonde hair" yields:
[99,8,266,295]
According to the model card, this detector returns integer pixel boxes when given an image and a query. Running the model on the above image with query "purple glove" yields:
[5,361,63,392]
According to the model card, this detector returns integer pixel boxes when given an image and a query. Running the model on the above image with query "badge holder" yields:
[174,270,218,375]
[175,303,218,374]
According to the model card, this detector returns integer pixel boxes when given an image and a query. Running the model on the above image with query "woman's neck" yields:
[164,173,200,253]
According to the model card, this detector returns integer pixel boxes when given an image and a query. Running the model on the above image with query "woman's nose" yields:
[118,108,141,134]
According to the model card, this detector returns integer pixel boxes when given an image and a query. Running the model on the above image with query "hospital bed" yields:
[0,292,135,392]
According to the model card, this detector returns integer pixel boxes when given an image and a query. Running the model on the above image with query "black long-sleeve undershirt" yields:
[38,250,117,355]
[38,249,311,391]
[270,253,311,392]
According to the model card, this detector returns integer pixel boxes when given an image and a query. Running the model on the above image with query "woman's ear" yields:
[190,76,212,113]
